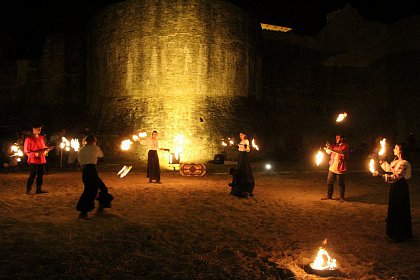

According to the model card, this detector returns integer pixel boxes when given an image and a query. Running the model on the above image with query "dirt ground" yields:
[0,166,419,279]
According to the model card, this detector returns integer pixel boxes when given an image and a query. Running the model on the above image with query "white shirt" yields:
[238,139,250,152]
[78,144,103,166]
[381,159,411,183]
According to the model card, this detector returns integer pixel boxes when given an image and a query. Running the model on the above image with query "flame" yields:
[369,159,375,173]
[60,137,70,150]
[336,112,347,122]
[121,139,133,151]
[117,165,132,178]
[315,150,324,166]
[10,145,19,153]
[169,134,184,164]
[61,137,79,151]
[70,139,80,151]
[222,140,228,147]
[378,138,386,156]
[10,144,24,160]
[132,135,139,141]
[174,134,184,156]
[229,139,234,145]
[251,138,259,150]
[310,247,337,271]
[138,132,147,138]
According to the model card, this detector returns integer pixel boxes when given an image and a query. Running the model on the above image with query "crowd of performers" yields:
[20,124,413,242]
[320,133,412,243]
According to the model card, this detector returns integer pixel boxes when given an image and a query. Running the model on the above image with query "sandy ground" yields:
[0,166,419,280]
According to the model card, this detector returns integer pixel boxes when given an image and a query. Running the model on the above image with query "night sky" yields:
[1,0,419,59]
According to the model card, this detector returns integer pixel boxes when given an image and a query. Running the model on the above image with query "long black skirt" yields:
[386,178,412,242]
[237,151,255,193]
[147,150,160,181]
[76,164,111,212]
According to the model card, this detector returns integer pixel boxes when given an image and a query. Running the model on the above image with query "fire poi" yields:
[251,138,259,150]
[120,131,148,151]
[378,138,386,156]
[336,112,347,122]
[222,137,260,150]
[315,149,324,166]
[369,158,376,173]
[117,165,132,178]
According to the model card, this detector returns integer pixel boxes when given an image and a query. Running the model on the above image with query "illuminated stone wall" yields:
[87,0,260,163]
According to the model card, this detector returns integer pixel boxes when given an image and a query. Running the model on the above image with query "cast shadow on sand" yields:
[344,195,388,206]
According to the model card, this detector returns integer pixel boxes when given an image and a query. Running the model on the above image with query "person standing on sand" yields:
[143,131,169,184]
[24,124,52,195]
[321,133,349,202]
[236,132,255,197]
[76,135,113,220]
[373,143,412,243]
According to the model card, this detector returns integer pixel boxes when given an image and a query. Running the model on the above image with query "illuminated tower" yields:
[87,0,259,163]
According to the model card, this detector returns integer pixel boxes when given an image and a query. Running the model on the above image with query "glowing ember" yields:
[120,139,133,151]
[251,138,259,150]
[378,138,386,156]
[315,150,324,166]
[336,112,347,122]
[369,159,375,173]
[117,165,132,178]
[310,247,337,271]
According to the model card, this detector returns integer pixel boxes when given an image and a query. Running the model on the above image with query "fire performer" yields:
[321,133,350,202]
[145,131,166,184]
[373,143,412,242]
[24,124,51,195]
[76,135,113,220]
[237,132,255,196]
[228,168,252,198]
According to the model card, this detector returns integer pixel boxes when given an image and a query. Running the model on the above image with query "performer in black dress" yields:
[146,131,163,183]
[236,132,255,196]
[373,143,412,242]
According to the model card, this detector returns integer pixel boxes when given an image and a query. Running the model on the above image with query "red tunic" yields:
[328,142,350,173]
[24,135,47,164]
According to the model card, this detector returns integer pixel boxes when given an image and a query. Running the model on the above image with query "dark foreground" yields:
[0,169,419,279]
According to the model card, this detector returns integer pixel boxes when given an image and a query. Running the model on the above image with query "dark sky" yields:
[233,0,420,35]
[1,0,419,58]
